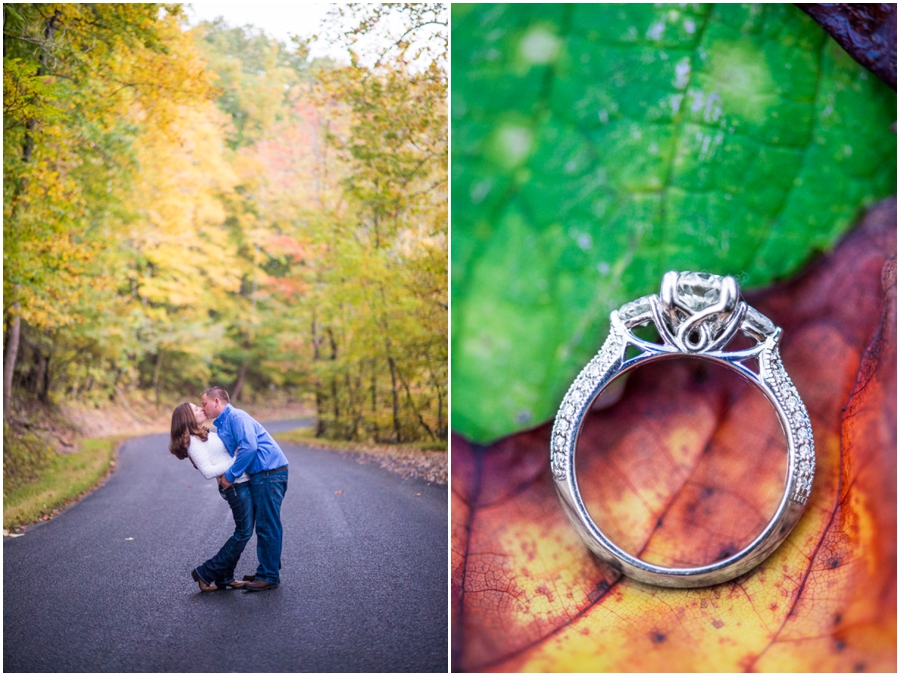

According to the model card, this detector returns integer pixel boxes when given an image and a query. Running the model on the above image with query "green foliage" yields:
[3,3,213,331]
[451,3,897,443]
[2,3,229,414]
[3,423,55,493]
[308,4,448,443]
[2,5,448,456]
[192,19,313,148]
[3,434,121,530]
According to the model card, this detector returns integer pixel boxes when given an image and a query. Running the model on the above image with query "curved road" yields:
[4,420,447,672]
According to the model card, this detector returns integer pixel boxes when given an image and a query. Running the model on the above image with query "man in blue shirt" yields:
[201,386,289,592]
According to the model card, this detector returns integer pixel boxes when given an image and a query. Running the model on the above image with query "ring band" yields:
[551,271,814,588]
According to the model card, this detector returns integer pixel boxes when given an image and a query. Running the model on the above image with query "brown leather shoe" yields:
[241,574,256,582]
[191,569,218,592]
[244,579,279,592]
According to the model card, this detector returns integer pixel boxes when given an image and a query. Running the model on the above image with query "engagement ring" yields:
[551,271,814,588]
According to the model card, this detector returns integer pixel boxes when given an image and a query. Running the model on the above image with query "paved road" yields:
[4,420,448,672]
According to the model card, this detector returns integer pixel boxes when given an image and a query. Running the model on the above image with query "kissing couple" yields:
[168,386,289,592]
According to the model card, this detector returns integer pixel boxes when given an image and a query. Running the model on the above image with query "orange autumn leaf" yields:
[451,199,897,672]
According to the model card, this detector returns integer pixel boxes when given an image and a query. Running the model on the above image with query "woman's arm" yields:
[187,436,235,480]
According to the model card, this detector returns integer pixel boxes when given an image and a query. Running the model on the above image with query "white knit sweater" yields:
[187,432,249,483]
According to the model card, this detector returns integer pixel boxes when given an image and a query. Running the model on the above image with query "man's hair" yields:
[203,386,230,404]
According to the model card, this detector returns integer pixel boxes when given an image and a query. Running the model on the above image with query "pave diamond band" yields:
[552,271,814,588]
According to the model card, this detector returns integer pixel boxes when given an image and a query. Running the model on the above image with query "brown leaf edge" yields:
[799,3,897,90]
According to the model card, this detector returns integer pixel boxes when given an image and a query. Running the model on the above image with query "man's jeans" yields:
[196,482,254,585]
[249,467,288,584]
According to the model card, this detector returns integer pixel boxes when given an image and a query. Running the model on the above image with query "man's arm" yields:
[223,414,259,482]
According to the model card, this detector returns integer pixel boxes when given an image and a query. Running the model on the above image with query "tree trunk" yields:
[232,362,247,403]
[373,285,401,442]
[372,181,381,248]
[21,10,61,163]
[345,371,357,440]
[23,120,34,163]
[41,352,51,404]
[369,360,378,440]
[330,376,340,434]
[327,328,340,435]
[354,371,363,439]
[311,313,328,437]
[398,368,436,441]
[152,350,163,409]
[315,389,327,437]
[33,350,46,396]
[34,349,50,404]
[427,363,445,439]
[3,303,21,419]
[436,380,445,438]
[4,12,60,419]
[387,355,401,443]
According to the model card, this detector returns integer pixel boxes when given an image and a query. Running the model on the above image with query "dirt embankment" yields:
[62,399,447,484]
[27,397,445,485]
[61,399,316,440]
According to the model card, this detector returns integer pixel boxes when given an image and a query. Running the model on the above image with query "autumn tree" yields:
[3,3,217,416]
[3,3,447,461]
[306,3,448,442]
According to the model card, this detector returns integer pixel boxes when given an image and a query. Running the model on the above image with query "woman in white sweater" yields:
[169,402,253,592]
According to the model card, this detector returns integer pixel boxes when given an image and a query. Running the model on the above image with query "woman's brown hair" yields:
[169,403,209,460]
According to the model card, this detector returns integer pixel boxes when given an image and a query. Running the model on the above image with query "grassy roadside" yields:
[3,435,127,532]
[2,418,445,533]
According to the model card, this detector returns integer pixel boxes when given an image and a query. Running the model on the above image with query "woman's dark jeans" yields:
[195,481,254,585]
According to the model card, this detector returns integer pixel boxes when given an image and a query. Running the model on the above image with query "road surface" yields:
[4,420,448,672]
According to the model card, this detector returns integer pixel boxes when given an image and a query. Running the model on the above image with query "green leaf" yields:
[4,5,24,24]
[451,3,897,443]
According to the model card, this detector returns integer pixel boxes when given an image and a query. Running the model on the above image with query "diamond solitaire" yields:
[551,271,814,588]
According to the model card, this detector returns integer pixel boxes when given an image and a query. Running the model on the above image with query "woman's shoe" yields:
[222,579,246,589]
[191,569,218,592]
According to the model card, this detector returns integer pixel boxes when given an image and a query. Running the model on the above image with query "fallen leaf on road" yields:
[416,493,422,497]
[125,537,134,541]
[335,490,343,495]
[451,199,897,671]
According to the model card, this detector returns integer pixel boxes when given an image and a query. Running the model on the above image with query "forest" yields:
[3,3,448,471]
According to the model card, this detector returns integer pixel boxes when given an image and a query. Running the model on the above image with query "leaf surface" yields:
[451,3,897,443]
[451,199,897,672]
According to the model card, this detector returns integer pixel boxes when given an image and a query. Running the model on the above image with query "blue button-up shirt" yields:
[214,404,289,483]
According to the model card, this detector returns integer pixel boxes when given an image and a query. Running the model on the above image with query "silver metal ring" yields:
[551,271,815,588]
